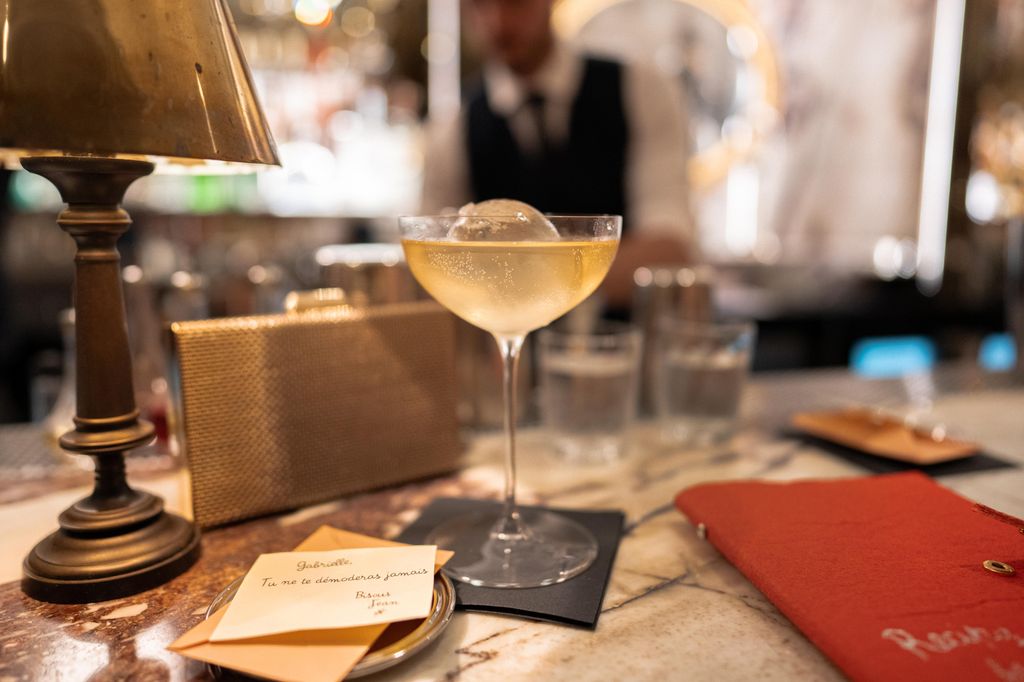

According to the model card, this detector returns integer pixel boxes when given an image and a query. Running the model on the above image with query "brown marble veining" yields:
[0,474,483,682]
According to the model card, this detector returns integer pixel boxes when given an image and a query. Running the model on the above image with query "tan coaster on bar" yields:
[790,408,980,465]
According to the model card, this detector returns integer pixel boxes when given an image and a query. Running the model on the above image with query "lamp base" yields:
[22,494,200,604]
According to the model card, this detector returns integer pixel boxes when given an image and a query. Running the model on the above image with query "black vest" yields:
[465,57,628,223]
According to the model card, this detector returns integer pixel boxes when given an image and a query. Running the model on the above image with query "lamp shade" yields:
[0,0,279,169]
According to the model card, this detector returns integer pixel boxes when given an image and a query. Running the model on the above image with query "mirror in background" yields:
[558,0,780,191]
[559,0,945,280]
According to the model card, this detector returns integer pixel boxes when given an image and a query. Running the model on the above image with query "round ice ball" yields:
[448,199,559,241]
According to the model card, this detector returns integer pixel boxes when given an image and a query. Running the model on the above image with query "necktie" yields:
[524,91,551,156]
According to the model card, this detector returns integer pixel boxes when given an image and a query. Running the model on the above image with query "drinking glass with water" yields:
[655,320,756,445]
[538,323,642,463]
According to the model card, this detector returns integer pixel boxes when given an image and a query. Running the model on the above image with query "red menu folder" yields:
[675,472,1024,681]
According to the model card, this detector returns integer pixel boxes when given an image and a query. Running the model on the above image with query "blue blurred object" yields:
[850,336,937,377]
[978,333,1016,371]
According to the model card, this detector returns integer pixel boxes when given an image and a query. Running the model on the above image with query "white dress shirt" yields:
[421,41,694,241]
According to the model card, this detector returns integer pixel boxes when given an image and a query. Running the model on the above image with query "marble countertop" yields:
[1,368,1022,681]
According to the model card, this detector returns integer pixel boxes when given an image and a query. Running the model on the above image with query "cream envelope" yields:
[168,526,454,682]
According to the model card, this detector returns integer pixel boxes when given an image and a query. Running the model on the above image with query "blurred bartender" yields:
[421,0,696,306]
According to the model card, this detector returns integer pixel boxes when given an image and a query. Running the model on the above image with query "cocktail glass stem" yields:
[494,334,528,541]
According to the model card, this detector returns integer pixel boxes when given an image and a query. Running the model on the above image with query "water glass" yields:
[538,323,643,463]
[656,320,756,445]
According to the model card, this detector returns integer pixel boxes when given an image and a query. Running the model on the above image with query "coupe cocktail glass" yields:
[400,213,621,588]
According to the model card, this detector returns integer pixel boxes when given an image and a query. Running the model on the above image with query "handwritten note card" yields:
[210,545,437,642]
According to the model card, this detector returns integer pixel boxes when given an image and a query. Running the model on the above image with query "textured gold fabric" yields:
[171,302,461,528]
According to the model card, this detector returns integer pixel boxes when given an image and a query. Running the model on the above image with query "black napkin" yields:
[397,498,623,629]
[787,431,1017,477]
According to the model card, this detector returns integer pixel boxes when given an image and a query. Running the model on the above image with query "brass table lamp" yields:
[0,0,279,603]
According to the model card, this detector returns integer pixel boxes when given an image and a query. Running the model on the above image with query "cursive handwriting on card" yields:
[296,557,352,571]
[257,567,430,588]
[209,545,437,642]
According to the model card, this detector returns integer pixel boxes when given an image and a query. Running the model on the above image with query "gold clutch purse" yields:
[170,301,461,528]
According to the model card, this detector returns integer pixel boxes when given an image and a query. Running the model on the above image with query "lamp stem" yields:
[90,454,133,506]
[68,205,139,425]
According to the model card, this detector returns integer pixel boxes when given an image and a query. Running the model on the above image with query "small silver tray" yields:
[206,572,456,679]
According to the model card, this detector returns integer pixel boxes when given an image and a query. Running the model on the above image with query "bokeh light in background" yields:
[258,141,339,216]
[9,171,61,212]
[978,333,1016,371]
[341,7,375,37]
[294,0,332,27]
[965,170,1002,223]
[872,236,918,281]
[850,336,937,378]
